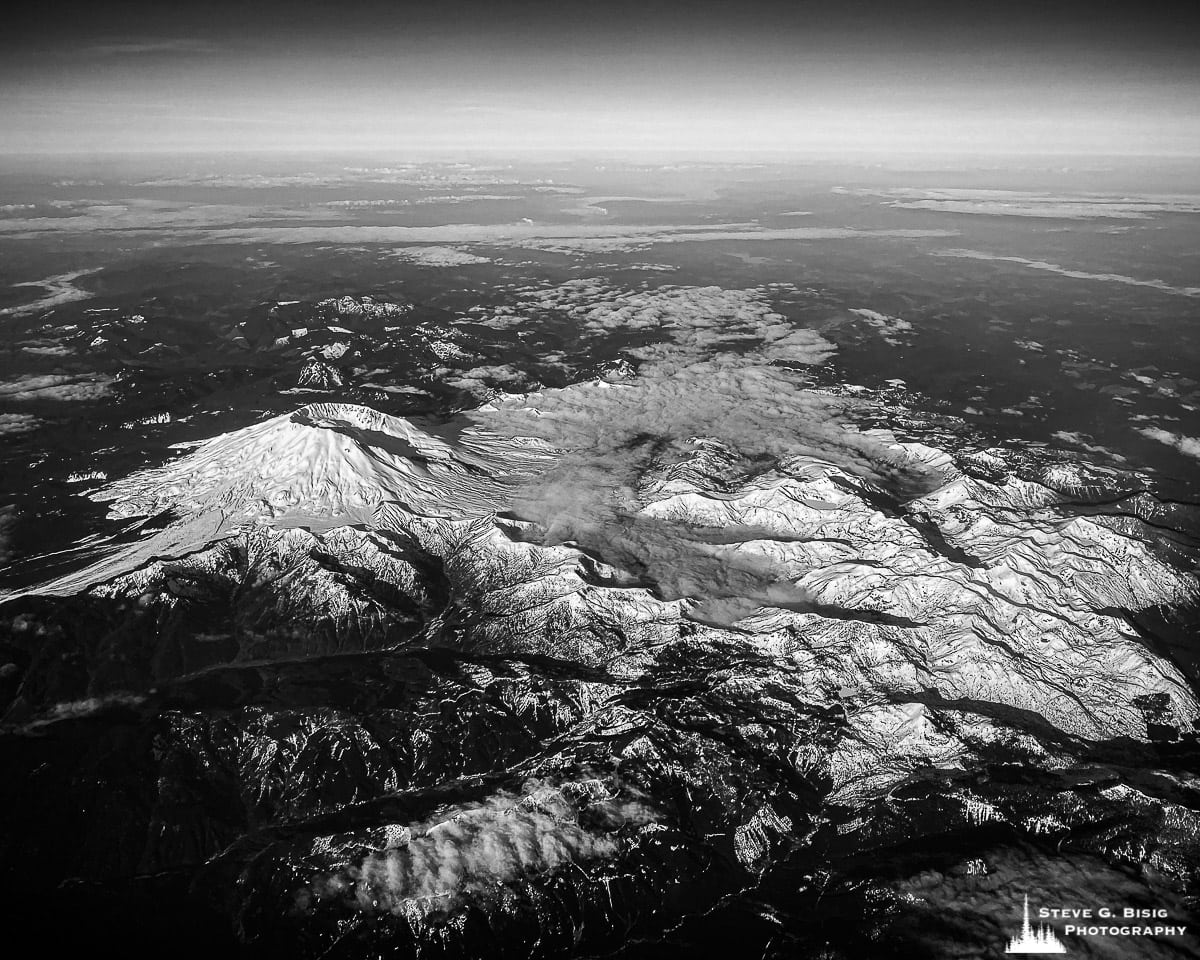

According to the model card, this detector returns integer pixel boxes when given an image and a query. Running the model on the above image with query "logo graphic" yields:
[1006,894,1068,954]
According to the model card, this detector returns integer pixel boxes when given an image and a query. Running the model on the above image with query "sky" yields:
[3,0,1199,157]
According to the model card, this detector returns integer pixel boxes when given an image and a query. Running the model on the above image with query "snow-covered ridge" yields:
[45,400,1196,755]
[317,296,411,319]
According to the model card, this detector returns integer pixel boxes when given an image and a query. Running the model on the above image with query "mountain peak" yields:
[94,402,550,524]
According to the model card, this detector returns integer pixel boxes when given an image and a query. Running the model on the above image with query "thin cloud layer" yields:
[511,279,837,361]
[0,269,100,317]
[0,200,328,237]
[1138,426,1200,460]
[202,224,955,248]
[0,505,16,565]
[444,363,528,391]
[847,307,914,345]
[0,414,40,435]
[307,781,655,915]
[80,38,222,57]
[0,374,112,401]
[840,186,1200,219]
[468,282,935,621]
[935,249,1200,298]
[387,246,492,266]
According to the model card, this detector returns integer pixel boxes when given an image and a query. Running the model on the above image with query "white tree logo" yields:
[1006,895,1068,954]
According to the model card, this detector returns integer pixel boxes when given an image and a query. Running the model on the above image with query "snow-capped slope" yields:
[94,402,554,523]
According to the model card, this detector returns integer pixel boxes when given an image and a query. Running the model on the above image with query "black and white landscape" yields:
[1,2,1199,958]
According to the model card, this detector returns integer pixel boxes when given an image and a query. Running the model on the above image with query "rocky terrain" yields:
[2,394,1197,958]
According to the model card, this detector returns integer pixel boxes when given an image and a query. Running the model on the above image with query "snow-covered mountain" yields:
[94,402,554,523]
[1,396,1197,958]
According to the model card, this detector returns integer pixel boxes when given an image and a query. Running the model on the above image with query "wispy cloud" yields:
[934,249,1200,298]
[1138,426,1200,460]
[840,186,1200,220]
[0,268,100,317]
[0,373,112,402]
[79,37,221,57]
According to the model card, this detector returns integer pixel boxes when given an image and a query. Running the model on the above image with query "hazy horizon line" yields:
[3,147,1199,163]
